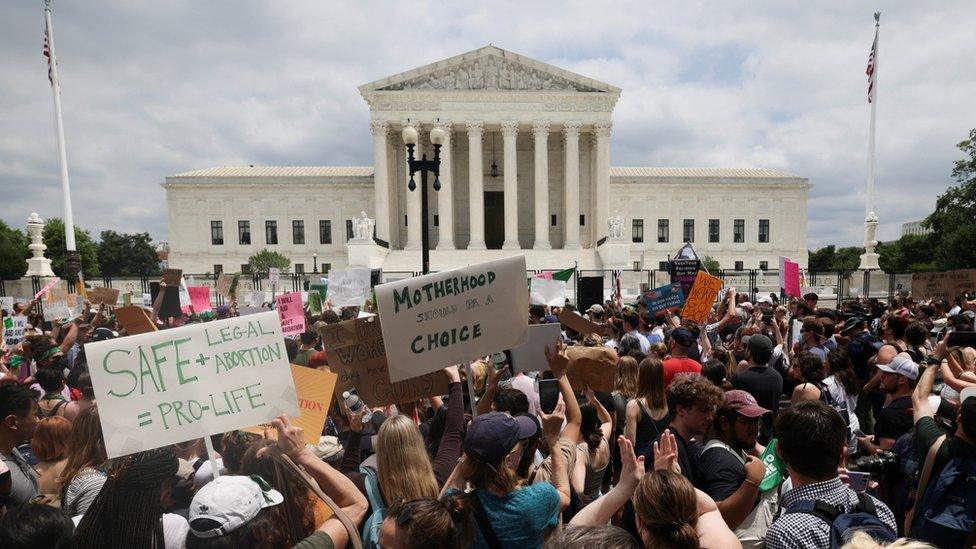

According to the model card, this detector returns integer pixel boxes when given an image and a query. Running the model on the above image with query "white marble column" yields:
[466,120,486,250]
[532,120,551,250]
[594,122,612,244]
[563,121,581,250]
[435,121,455,250]
[404,123,423,250]
[370,120,390,244]
[501,120,520,249]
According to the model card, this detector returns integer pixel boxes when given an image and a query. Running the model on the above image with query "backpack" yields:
[37,399,66,419]
[907,437,976,548]
[785,492,896,549]
[360,467,387,549]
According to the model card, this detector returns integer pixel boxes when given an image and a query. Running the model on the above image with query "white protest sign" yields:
[375,255,529,383]
[85,311,298,458]
[0,297,13,312]
[178,277,191,308]
[529,277,567,306]
[269,268,280,288]
[44,301,72,321]
[248,291,269,308]
[142,293,153,307]
[3,316,27,348]
[510,323,562,373]
[328,267,371,307]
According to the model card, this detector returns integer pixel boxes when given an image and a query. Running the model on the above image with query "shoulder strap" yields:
[52,399,67,415]
[786,499,842,525]
[701,439,747,466]
[904,434,947,533]
[854,492,878,516]
[466,491,503,549]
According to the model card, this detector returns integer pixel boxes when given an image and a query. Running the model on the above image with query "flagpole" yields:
[44,0,81,283]
[859,12,881,270]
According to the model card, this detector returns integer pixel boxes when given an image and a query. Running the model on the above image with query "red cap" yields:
[723,390,770,418]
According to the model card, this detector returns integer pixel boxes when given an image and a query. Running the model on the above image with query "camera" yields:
[852,450,899,477]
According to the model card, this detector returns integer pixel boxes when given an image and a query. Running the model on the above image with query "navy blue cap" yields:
[463,412,538,464]
[670,327,695,347]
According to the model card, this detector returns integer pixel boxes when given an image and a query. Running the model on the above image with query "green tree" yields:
[0,220,29,280]
[831,246,863,270]
[701,255,720,272]
[808,245,836,271]
[924,128,976,269]
[42,218,99,279]
[248,249,290,275]
[97,230,161,276]
[878,234,937,272]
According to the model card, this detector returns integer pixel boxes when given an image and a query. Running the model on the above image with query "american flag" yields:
[43,28,55,86]
[866,23,878,103]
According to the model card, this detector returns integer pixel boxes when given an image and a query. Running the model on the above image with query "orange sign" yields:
[680,271,723,325]
[247,365,337,445]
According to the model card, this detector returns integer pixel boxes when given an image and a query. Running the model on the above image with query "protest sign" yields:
[88,286,121,306]
[245,365,337,445]
[670,259,701,295]
[0,297,13,312]
[779,257,801,298]
[681,271,723,325]
[529,277,567,306]
[44,300,71,321]
[215,273,233,298]
[321,316,451,407]
[141,293,151,307]
[162,268,182,286]
[557,308,605,336]
[3,316,27,348]
[308,280,328,314]
[911,269,976,300]
[275,292,305,337]
[565,346,617,392]
[268,268,281,288]
[35,278,61,299]
[86,311,298,458]
[509,324,562,373]
[375,255,529,383]
[178,278,191,309]
[150,282,182,319]
[329,268,370,308]
[188,287,213,312]
[238,306,268,316]
[643,284,685,315]
[115,306,158,335]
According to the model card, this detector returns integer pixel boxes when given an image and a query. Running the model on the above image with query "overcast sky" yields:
[2,1,974,249]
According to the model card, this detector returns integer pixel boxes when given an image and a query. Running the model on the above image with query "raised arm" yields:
[913,360,937,423]
[431,366,464,486]
[150,280,166,323]
[538,402,571,511]
[584,387,613,442]
[476,362,507,415]
[570,435,644,526]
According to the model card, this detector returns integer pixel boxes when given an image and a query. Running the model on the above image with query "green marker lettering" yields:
[103,348,136,397]
[172,337,197,385]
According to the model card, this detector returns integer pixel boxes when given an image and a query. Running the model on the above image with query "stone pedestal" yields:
[597,238,631,269]
[858,213,880,270]
[25,212,55,277]
[346,240,389,270]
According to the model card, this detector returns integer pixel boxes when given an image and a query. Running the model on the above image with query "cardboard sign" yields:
[565,346,617,392]
[3,316,27,348]
[911,269,976,301]
[644,284,685,315]
[321,316,451,407]
[34,278,61,299]
[150,282,183,319]
[509,324,563,373]
[115,306,158,335]
[275,292,306,337]
[216,273,233,298]
[268,268,281,288]
[88,286,121,306]
[671,259,701,295]
[558,308,605,336]
[162,268,182,286]
[188,287,213,312]
[246,365,338,445]
[375,255,529,383]
[85,311,298,458]
[329,268,370,308]
[529,277,567,306]
[681,271,723,325]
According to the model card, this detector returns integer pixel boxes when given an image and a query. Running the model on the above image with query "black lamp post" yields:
[313,252,318,273]
[402,122,445,275]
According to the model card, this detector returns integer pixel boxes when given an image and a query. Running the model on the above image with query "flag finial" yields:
[874,12,881,24]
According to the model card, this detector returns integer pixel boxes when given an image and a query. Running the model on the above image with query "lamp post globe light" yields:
[402,121,444,275]
[313,252,318,273]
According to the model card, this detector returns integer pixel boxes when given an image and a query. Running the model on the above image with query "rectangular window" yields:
[683,219,695,243]
[733,219,745,243]
[346,220,354,241]
[295,263,304,274]
[735,261,744,271]
[633,261,640,271]
[551,214,557,227]
[292,220,305,245]
[210,221,223,245]
[760,261,769,271]
[632,219,644,243]
[759,219,770,243]
[323,263,332,274]
[265,221,278,245]
[657,219,669,243]
[580,214,585,226]
[708,219,720,243]
[241,264,252,275]
[434,215,439,227]
[213,264,223,275]
[238,220,251,245]
[319,220,332,244]
[659,261,669,271]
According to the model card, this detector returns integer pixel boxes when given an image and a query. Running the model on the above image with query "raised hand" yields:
[617,435,646,487]
[653,429,681,474]
[538,400,566,442]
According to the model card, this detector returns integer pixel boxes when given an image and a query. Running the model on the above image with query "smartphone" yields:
[947,331,976,348]
[538,379,560,414]
[847,471,870,492]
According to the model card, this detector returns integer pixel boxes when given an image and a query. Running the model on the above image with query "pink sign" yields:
[34,278,61,299]
[187,287,213,312]
[275,292,306,337]
[783,260,801,298]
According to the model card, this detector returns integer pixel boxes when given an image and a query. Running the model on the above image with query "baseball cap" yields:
[756,295,773,305]
[188,475,283,538]
[463,412,538,464]
[670,327,695,347]
[876,355,919,381]
[722,390,770,418]
[747,334,773,356]
[90,327,118,342]
[587,304,605,315]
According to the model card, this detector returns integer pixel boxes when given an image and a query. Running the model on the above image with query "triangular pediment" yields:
[358,45,620,94]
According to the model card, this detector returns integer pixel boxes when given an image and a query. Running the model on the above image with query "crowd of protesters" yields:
[1,278,975,548]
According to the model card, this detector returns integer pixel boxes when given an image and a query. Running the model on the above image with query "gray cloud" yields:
[1,1,973,248]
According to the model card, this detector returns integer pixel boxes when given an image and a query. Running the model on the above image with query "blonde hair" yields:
[376,414,439,506]
[636,357,667,410]
[840,532,937,549]
[615,356,639,399]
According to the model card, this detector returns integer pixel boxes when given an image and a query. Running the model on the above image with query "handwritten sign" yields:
[681,271,723,325]
[321,316,451,407]
[3,316,27,348]
[644,284,685,315]
[115,306,158,335]
[779,257,801,298]
[188,287,213,312]
[670,259,701,296]
[88,286,121,306]
[509,324,563,373]
[85,311,298,458]
[911,270,976,300]
[329,268,370,308]
[247,365,337,445]
[558,308,605,336]
[162,268,182,286]
[529,277,567,306]
[215,273,232,298]
[35,278,61,299]
[275,292,306,337]
[0,297,12,312]
[268,268,280,288]
[375,255,529,383]
[566,346,617,392]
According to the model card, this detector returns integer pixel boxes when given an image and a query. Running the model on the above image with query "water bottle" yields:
[342,391,373,424]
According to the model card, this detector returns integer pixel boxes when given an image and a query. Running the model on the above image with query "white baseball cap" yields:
[876,355,919,381]
[188,475,283,538]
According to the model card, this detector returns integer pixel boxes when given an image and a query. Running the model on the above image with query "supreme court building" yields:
[164,46,810,275]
